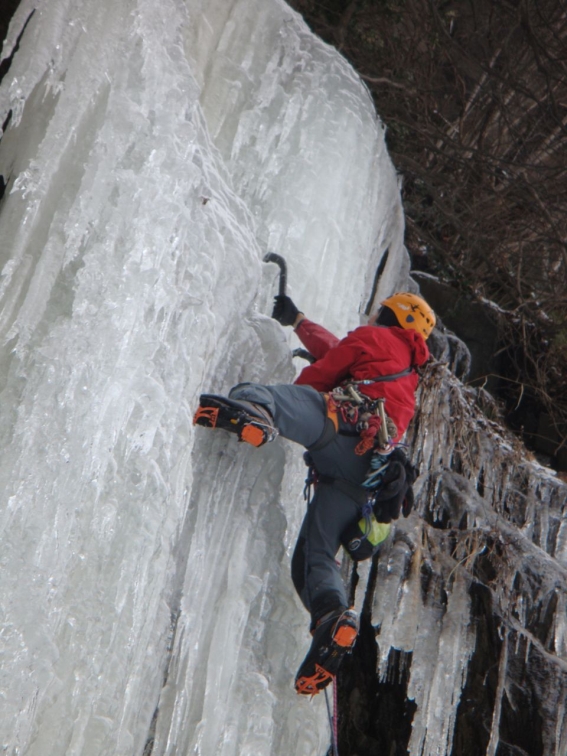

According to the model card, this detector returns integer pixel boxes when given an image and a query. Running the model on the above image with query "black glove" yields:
[373,449,417,523]
[271,295,301,327]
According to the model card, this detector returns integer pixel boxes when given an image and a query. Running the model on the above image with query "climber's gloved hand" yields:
[373,449,417,523]
[271,294,302,327]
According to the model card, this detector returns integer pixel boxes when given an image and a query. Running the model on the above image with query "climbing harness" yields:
[302,366,416,561]
[328,378,404,455]
[327,367,413,454]
[306,366,414,457]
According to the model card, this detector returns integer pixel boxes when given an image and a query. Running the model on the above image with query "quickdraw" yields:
[310,366,412,458]
[327,385,398,455]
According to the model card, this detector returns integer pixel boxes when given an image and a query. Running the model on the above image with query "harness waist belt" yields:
[354,366,413,385]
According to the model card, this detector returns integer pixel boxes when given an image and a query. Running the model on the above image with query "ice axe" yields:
[263,252,315,364]
[263,252,287,296]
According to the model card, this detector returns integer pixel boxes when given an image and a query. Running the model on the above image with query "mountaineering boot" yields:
[193,394,278,447]
[295,608,359,695]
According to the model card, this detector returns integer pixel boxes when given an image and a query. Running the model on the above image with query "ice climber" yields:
[193,291,436,695]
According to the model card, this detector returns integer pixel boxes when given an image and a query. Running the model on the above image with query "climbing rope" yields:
[334,678,339,750]
[324,681,339,756]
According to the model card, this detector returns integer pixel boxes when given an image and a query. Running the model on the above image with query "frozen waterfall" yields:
[2,1,566,755]
[0,1,406,754]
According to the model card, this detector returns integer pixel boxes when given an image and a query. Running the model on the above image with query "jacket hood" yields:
[384,326,430,367]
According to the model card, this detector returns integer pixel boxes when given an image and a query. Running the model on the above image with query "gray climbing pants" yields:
[229,382,373,624]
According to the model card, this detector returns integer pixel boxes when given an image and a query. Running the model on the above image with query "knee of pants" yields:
[229,383,277,416]
[231,383,326,448]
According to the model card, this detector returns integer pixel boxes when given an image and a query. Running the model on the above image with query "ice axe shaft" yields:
[263,252,287,296]
[263,252,314,363]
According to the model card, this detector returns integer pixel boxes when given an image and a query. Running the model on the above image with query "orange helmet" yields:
[380,292,436,339]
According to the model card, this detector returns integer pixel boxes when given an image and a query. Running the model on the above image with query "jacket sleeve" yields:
[295,333,360,391]
[294,318,340,360]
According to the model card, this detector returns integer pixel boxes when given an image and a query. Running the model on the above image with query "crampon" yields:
[193,394,278,447]
[295,609,359,695]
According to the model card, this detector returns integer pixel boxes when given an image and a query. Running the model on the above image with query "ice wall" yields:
[0,1,408,754]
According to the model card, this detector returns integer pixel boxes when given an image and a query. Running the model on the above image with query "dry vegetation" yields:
[287,0,567,462]
[338,361,567,754]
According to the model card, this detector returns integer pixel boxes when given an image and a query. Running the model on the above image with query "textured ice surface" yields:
[0,1,407,754]
[3,1,564,754]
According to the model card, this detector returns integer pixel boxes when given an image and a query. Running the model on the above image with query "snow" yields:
[0,1,406,754]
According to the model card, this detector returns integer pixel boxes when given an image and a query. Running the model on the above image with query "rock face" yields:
[339,362,567,756]
[413,272,567,473]
[412,272,502,390]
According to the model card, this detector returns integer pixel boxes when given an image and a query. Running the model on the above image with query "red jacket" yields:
[294,318,429,442]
